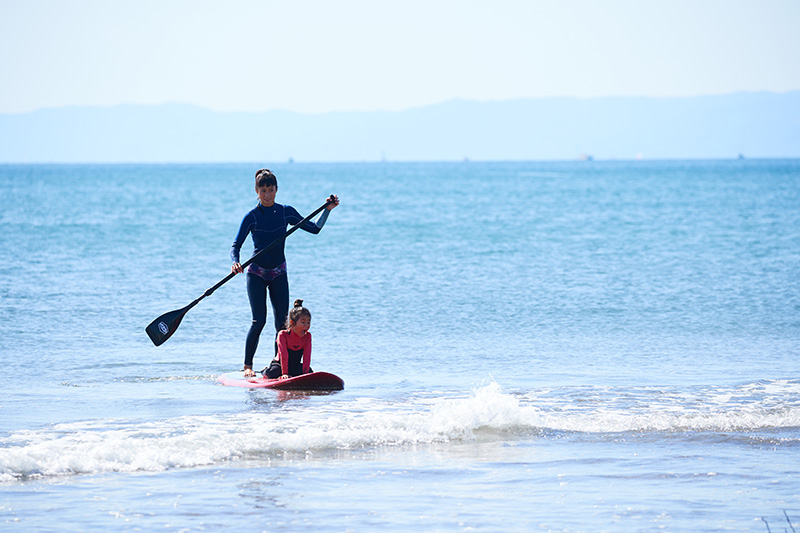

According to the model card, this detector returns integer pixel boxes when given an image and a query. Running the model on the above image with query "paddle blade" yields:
[145,306,189,346]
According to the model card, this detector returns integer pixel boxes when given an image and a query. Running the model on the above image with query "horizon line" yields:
[1,156,794,166]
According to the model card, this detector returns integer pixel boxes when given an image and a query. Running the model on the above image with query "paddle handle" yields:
[202,195,336,298]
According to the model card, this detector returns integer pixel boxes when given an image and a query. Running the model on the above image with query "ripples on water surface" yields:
[1,160,799,530]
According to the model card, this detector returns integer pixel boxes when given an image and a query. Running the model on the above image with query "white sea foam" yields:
[1,381,798,482]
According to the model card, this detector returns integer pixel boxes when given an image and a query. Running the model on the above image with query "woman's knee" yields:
[249,319,267,334]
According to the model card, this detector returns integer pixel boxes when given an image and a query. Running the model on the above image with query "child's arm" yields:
[277,331,290,379]
[303,333,312,374]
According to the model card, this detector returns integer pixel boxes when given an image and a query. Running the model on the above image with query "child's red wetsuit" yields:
[261,329,312,378]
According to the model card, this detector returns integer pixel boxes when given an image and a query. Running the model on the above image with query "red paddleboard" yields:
[216,371,344,391]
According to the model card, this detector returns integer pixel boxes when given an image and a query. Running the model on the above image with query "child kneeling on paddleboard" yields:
[261,299,313,380]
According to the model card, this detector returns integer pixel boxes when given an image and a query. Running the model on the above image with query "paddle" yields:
[146,196,336,346]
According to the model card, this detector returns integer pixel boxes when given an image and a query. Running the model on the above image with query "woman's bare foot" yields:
[243,366,256,378]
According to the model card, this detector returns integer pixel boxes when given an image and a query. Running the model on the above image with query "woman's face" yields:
[256,184,277,206]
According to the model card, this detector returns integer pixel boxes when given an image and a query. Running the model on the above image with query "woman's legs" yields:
[268,274,290,353]
[244,273,267,368]
[244,272,289,367]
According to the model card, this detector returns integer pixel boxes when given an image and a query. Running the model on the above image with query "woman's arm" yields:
[230,212,254,272]
[288,196,339,234]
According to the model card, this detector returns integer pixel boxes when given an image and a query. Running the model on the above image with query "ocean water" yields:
[1,160,799,531]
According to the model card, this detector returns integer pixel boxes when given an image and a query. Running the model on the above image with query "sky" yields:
[1,0,799,115]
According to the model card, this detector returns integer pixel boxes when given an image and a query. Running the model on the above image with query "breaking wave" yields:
[2,380,798,481]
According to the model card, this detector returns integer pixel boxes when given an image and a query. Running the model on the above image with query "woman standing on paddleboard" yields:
[231,169,338,378]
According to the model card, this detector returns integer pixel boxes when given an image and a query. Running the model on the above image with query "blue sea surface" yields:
[1,160,799,531]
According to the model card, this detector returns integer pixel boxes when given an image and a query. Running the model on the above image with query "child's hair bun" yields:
[286,299,310,330]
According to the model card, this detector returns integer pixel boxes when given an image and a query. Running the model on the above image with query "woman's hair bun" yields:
[293,299,304,308]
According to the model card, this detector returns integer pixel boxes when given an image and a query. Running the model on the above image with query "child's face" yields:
[291,316,311,336]
[256,184,277,206]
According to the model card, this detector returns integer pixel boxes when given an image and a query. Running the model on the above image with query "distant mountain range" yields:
[1,92,798,162]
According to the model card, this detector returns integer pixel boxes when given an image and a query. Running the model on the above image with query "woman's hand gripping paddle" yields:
[145,196,336,346]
